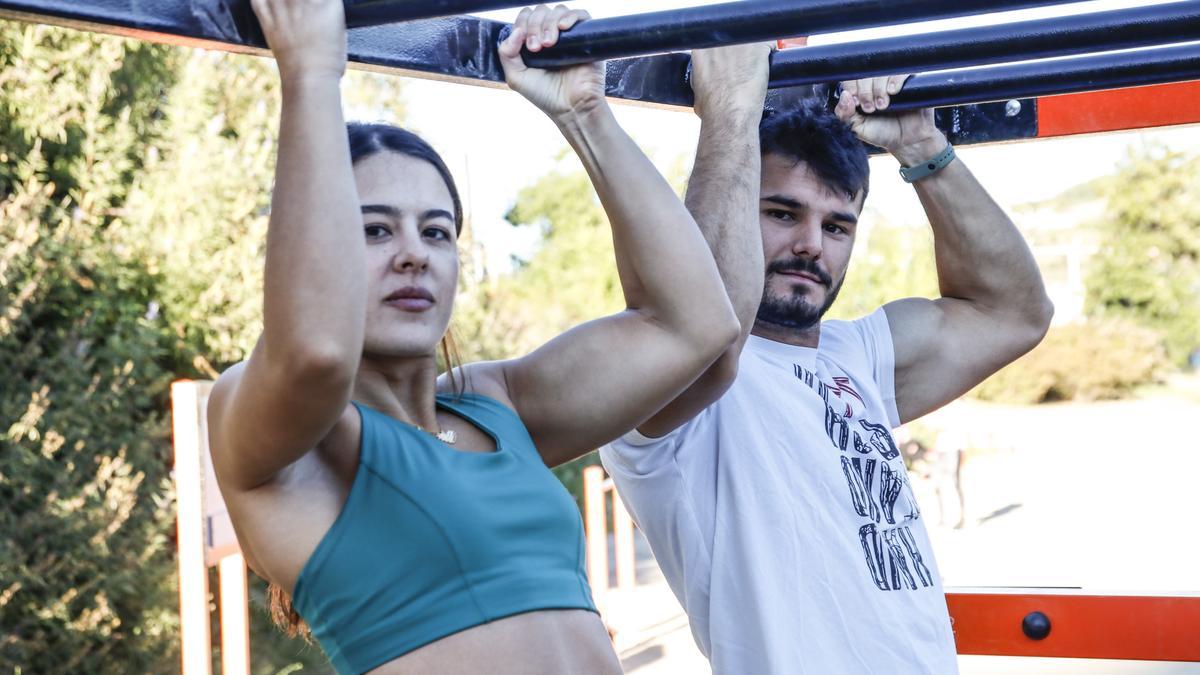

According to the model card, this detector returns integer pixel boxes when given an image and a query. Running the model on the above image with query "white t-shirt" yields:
[601,309,958,674]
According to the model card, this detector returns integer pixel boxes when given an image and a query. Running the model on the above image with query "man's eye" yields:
[768,210,795,222]
[824,223,848,235]
[423,226,451,241]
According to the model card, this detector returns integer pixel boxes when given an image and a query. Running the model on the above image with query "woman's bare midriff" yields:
[366,608,621,675]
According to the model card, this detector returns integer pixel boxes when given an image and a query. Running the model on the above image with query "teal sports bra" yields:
[291,393,596,674]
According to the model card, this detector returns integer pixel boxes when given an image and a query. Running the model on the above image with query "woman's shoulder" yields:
[436,360,516,410]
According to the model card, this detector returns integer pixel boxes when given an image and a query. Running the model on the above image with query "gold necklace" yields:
[418,426,458,445]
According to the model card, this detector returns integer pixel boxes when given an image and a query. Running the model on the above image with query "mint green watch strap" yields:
[899,143,955,183]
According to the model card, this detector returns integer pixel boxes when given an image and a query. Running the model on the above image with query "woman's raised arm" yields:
[208,0,365,490]
[487,6,739,465]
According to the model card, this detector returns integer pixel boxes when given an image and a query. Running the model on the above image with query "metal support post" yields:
[582,466,609,612]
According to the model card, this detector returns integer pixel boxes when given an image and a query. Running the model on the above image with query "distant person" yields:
[601,45,1054,672]
[206,3,737,673]
[911,428,968,529]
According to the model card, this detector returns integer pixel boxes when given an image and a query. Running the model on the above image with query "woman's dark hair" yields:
[346,122,464,234]
[759,102,870,203]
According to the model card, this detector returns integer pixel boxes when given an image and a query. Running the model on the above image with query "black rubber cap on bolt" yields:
[1022,611,1052,640]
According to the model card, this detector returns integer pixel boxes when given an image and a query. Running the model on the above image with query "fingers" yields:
[886,74,909,97]
[525,5,550,52]
[560,8,591,32]
[521,5,588,52]
[852,77,880,113]
[499,7,532,63]
[833,88,858,123]
[538,5,564,49]
[840,74,914,113]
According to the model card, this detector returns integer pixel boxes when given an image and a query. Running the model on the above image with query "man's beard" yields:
[755,257,844,331]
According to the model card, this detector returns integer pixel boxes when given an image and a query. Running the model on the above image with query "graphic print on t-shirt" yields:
[794,363,935,592]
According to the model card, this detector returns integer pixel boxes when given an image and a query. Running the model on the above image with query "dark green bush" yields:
[971,318,1169,404]
[0,22,327,672]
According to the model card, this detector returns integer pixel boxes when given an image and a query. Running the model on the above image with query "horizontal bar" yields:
[771,1,1200,87]
[888,41,1200,111]
[523,0,1077,68]
[5,0,1156,151]
[946,592,1200,661]
[344,0,528,28]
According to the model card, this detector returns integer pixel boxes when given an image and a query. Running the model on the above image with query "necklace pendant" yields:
[435,429,458,445]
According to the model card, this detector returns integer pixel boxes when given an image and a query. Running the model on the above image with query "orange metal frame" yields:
[947,591,1200,662]
[1037,80,1200,138]
[583,465,1200,663]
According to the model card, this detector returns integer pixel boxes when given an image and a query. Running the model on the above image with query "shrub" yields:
[971,318,1169,404]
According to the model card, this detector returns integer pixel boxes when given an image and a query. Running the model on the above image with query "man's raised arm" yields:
[637,45,771,438]
[836,77,1055,424]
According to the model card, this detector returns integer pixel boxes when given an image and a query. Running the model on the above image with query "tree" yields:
[826,218,938,321]
[0,23,410,671]
[1085,146,1200,365]
[0,22,184,671]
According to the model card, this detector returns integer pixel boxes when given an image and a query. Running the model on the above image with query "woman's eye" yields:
[364,224,391,239]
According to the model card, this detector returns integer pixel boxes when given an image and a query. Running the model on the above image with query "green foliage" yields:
[454,167,622,363]
[1085,146,1200,365]
[0,22,329,671]
[827,220,939,321]
[971,318,1169,404]
[0,23,183,671]
[116,50,280,371]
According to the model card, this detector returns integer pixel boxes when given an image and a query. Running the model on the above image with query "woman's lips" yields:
[385,287,435,311]
[387,297,434,311]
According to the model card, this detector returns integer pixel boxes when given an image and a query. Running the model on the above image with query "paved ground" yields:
[602,375,1200,674]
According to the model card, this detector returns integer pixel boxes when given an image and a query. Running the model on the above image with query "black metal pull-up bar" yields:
[519,0,1078,68]
[887,40,1200,111]
[4,0,1200,148]
[344,0,526,28]
[770,2,1200,88]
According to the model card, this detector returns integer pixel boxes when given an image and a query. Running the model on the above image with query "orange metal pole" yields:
[947,591,1200,661]
[171,381,213,675]
[612,490,636,591]
[218,554,251,675]
[582,466,609,611]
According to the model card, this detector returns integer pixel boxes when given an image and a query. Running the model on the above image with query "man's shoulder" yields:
[818,309,891,360]
[822,308,886,338]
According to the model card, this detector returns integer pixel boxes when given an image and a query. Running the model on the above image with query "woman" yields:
[208,1,740,673]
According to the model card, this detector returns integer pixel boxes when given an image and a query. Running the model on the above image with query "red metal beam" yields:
[1037,79,1200,138]
[947,591,1200,661]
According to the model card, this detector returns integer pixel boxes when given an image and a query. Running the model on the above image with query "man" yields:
[600,45,1053,673]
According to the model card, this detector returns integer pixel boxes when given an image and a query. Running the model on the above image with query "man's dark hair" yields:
[759,102,870,202]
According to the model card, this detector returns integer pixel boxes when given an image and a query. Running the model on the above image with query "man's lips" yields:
[777,270,826,286]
